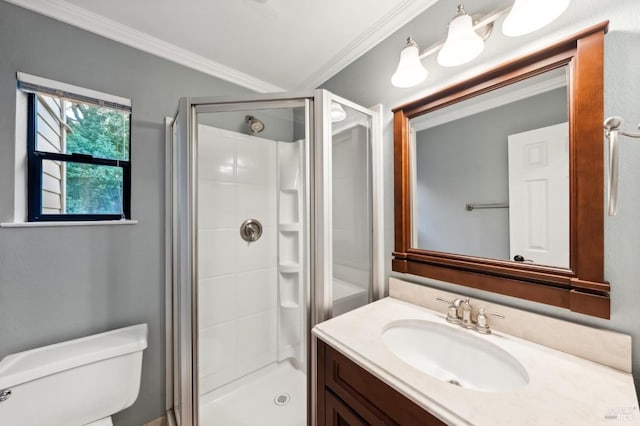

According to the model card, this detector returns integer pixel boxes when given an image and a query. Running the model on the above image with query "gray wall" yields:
[0,2,250,425]
[200,108,300,142]
[415,88,567,259]
[323,0,640,392]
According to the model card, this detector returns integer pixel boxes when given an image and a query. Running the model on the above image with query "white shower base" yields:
[199,361,306,426]
[333,278,368,317]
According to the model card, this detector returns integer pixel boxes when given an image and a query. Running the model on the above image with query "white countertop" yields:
[313,297,640,425]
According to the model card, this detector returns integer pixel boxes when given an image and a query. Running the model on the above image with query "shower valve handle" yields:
[240,219,263,242]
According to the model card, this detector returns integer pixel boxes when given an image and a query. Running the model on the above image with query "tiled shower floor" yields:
[199,361,306,426]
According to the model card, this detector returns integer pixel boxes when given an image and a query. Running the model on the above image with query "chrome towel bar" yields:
[465,202,509,211]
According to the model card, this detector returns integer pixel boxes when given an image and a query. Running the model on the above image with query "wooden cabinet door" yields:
[317,339,446,426]
[325,391,368,426]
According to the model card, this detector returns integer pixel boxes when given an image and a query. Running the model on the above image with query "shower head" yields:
[246,115,265,134]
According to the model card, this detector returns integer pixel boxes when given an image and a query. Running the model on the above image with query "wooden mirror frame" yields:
[392,22,610,319]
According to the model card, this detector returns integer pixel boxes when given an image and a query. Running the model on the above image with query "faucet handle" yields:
[476,308,504,334]
[436,297,462,324]
[460,297,475,329]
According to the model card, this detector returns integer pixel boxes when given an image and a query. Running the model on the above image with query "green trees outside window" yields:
[65,102,130,214]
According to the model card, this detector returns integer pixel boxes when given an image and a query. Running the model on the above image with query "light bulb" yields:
[330,102,347,122]
[391,38,428,88]
[437,11,484,67]
[503,0,570,37]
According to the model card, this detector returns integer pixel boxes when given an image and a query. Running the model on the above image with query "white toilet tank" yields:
[0,323,148,426]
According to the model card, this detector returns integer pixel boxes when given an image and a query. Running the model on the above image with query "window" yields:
[18,73,132,221]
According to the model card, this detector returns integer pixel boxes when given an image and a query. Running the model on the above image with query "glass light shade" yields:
[437,13,484,67]
[502,0,570,37]
[391,40,428,88]
[330,102,347,122]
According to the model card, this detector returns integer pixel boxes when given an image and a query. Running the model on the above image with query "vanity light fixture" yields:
[502,0,571,37]
[437,4,485,67]
[391,37,428,88]
[390,1,571,88]
[330,102,347,122]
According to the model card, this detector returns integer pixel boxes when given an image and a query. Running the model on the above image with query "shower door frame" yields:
[166,90,384,426]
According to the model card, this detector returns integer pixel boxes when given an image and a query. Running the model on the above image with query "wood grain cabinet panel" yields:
[317,339,446,426]
[325,391,368,426]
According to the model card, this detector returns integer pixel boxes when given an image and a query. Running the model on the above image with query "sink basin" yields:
[382,320,529,392]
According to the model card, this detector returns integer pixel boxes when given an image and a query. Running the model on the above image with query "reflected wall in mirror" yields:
[393,22,610,318]
[410,67,570,268]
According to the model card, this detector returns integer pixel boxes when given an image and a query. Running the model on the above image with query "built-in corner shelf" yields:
[279,189,299,224]
[278,223,300,232]
[279,263,300,274]
[280,301,299,309]
[276,140,304,363]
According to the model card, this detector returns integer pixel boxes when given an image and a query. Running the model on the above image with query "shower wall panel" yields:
[197,125,278,396]
[332,125,371,316]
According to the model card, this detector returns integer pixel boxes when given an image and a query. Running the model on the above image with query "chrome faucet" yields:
[436,296,464,325]
[436,296,504,334]
[475,308,505,334]
[459,297,474,329]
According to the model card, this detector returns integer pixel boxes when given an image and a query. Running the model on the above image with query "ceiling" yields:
[6,0,437,92]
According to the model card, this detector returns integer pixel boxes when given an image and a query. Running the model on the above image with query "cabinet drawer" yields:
[320,340,445,425]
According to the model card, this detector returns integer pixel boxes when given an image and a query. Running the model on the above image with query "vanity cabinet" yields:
[316,339,445,426]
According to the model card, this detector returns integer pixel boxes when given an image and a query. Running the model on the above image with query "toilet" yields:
[0,323,148,426]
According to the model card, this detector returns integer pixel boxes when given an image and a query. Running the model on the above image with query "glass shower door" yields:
[194,99,310,426]
[170,99,196,426]
[314,92,378,324]
[329,99,374,317]
[168,91,381,426]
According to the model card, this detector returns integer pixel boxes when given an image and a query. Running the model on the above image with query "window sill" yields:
[0,219,138,228]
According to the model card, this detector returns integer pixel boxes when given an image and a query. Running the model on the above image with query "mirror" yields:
[392,22,610,318]
[410,67,569,268]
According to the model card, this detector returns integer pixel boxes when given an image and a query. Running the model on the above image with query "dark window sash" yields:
[34,214,126,222]
[33,151,131,167]
[26,92,132,222]
[28,155,132,222]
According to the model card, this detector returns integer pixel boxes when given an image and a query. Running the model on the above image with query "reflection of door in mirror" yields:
[411,67,568,267]
[508,123,569,268]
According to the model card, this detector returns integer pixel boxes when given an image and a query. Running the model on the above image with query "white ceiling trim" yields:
[299,0,440,89]
[4,0,285,93]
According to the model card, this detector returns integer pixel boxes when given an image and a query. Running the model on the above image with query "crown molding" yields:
[6,0,437,93]
[299,0,439,89]
[4,0,285,93]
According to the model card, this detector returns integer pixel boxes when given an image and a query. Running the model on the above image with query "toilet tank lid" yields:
[0,323,148,389]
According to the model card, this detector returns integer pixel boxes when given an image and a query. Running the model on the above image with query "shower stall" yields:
[166,90,382,426]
